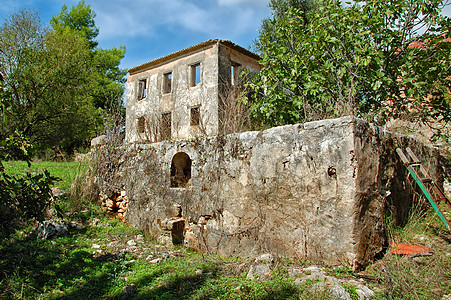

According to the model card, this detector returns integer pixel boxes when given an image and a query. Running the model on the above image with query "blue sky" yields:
[1,0,451,72]
[0,0,271,70]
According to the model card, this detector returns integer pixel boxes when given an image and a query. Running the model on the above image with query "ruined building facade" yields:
[95,40,442,270]
[126,40,261,143]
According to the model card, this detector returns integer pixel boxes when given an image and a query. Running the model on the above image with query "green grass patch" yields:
[0,217,303,300]
[2,160,89,190]
[366,202,451,299]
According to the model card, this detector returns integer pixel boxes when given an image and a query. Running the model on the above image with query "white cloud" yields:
[91,0,213,39]
[91,0,269,41]
[218,0,268,7]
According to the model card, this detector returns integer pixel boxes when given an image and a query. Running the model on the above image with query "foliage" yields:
[255,0,315,53]
[50,0,99,49]
[0,167,55,234]
[0,9,96,154]
[0,1,126,155]
[0,80,56,234]
[247,0,451,129]
[0,134,53,233]
[51,1,127,113]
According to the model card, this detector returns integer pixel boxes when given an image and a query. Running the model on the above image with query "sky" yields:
[0,0,271,71]
[1,0,451,73]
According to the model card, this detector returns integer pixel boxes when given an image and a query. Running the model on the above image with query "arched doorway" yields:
[170,152,192,188]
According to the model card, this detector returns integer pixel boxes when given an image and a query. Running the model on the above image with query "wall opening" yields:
[160,112,172,140]
[170,152,192,188]
[137,78,147,100]
[171,219,185,245]
[163,72,172,94]
[137,116,146,134]
[231,61,240,86]
[190,106,200,126]
[190,63,201,87]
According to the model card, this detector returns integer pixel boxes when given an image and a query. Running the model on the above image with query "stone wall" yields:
[125,40,261,143]
[95,116,440,270]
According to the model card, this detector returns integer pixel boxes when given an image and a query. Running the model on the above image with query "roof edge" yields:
[128,39,260,75]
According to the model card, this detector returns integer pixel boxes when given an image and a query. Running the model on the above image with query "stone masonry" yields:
[125,39,261,143]
[96,116,441,270]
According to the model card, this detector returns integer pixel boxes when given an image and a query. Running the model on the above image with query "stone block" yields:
[101,117,440,270]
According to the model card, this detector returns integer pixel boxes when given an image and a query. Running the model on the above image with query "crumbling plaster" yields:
[125,40,261,143]
[102,116,440,270]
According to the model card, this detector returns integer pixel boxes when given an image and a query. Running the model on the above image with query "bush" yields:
[0,134,57,234]
[0,164,56,234]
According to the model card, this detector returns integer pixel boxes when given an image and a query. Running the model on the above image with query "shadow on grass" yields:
[135,269,298,300]
[0,227,129,299]
[137,273,208,300]
[0,229,299,299]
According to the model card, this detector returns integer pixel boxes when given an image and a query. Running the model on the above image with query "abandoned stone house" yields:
[97,40,442,271]
[126,39,261,143]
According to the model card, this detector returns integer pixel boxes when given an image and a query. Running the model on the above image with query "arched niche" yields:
[170,152,192,188]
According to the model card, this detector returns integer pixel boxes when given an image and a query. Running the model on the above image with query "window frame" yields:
[190,105,200,126]
[137,78,147,100]
[163,72,172,94]
[190,63,201,87]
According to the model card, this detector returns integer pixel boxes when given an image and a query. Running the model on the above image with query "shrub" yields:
[0,134,56,234]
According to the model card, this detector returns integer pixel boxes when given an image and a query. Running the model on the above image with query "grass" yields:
[1,206,448,300]
[2,160,89,190]
[1,161,450,299]
[0,217,302,299]
[364,199,451,299]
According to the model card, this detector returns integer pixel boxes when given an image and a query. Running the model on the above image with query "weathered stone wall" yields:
[99,116,440,270]
[125,41,261,143]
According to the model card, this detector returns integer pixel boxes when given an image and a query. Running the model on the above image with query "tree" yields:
[0,81,55,234]
[0,2,126,155]
[255,0,315,53]
[246,0,451,131]
[51,1,127,112]
[0,9,101,154]
[50,0,99,49]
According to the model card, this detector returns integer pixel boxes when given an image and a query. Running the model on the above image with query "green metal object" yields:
[405,164,450,230]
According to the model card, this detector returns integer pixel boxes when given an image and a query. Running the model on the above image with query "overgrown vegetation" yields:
[366,196,451,299]
[0,1,126,156]
[1,0,450,299]
[246,0,451,140]
[0,158,449,299]
[1,197,449,298]
[0,129,56,234]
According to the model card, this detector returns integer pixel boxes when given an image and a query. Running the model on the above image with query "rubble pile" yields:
[100,190,128,219]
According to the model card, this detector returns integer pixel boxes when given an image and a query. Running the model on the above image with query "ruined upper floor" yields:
[125,40,262,143]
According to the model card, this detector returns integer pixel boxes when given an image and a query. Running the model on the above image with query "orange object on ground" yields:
[390,242,429,255]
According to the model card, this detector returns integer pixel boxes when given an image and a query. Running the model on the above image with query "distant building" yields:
[125,40,261,143]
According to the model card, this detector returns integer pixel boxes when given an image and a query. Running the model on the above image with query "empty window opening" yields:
[190,106,200,126]
[160,112,172,140]
[190,63,201,87]
[170,152,192,188]
[137,116,146,134]
[163,72,172,94]
[137,78,147,100]
[231,62,240,86]
[171,219,185,245]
